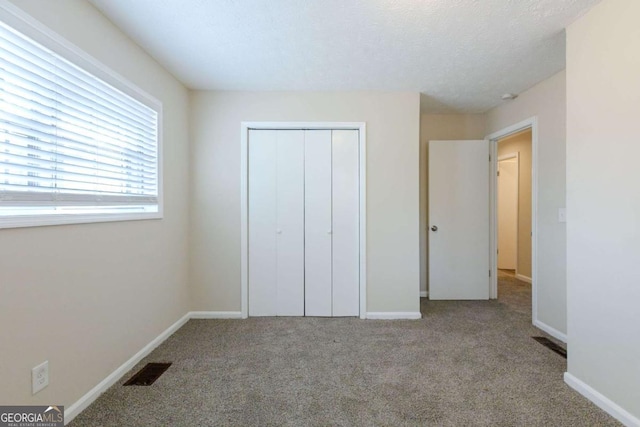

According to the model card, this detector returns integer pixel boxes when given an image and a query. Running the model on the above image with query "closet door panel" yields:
[276,130,305,316]
[304,130,333,316]
[332,130,360,316]
[248,130,278,316]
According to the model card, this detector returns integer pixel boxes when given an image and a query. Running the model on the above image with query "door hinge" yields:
[489,270,491,277]
[489,154,491,162]
[497,170,500,177]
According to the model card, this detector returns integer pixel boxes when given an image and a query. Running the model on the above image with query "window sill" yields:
[0,211,163,229]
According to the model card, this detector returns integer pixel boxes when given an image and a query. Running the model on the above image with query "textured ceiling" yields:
[88,0,600,113]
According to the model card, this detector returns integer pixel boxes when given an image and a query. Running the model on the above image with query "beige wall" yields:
[498,129,532,278]
[566,0,640,420]
[0,0,190,408]
[486,71,567,336]
[190,91,421,314]
[419,114,486,294]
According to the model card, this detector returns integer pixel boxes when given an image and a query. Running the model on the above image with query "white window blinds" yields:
[0,19,160,222]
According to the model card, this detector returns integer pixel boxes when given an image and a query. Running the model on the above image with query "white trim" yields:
[157,105,165,222]
[515,273,532,284]
[240,125,249,319]
[485,117,537,142]
[243,121,365,130]
[0,0,165,229]
[564,373,640,427]
[420,291,428,298]
[366,312,422,320]
[64,313,190,425]
[240,122,367,319]
[490,138,498,296]
[534,319,567,343]
[189,311,243,319]
[0,212,163,229]
[486,118,539,332]
[358,125,367,319]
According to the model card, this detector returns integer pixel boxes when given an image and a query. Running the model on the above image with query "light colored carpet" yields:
[69,275,619,426]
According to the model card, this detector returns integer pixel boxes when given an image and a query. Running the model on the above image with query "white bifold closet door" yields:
[304,130,333,316]
[248,128,359,317]
[330,130,359,316]
[248,130,304,316]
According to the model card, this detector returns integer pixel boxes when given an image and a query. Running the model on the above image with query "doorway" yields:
[496,131,532,316]
[488,118,537,326]
[497,128,532,285]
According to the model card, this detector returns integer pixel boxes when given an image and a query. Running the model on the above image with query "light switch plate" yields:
[558,208,567,223]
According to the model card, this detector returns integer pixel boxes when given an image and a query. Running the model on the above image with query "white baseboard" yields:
[533,319,567,343]
[420,291,428,298]
[515,273,532,284]
[189,311,243,319]
[564,372,640,427]
[64,312,191,425]
[366,312,422,320]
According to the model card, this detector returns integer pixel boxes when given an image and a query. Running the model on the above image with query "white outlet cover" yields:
[32,361,49,395]
[558,208,567,223]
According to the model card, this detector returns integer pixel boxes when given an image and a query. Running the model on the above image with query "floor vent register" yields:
[532,337,567,359]
[123,362,172,386]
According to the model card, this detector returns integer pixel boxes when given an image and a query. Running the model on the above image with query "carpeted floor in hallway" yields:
[69,273,619,426]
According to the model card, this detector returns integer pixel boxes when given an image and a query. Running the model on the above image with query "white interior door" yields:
[497,156,519,270]
[331,130,360,316]
[429,140,490,300]
[275,131,305,316]
[304,130,333,316]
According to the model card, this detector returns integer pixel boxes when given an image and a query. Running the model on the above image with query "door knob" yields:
[277,229,282,234]
[431,225,438,232]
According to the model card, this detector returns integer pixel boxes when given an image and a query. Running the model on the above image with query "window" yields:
[0,14,161,228]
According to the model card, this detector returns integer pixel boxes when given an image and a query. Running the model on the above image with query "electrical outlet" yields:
[32,361,49,394]
[558,208,567,223]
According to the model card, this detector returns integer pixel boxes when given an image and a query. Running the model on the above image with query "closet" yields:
[248,129,359,317]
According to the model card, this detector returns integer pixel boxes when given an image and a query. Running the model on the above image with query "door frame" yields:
[497,152,520,273]
[240,122,367,319]
[486,117,538,325]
